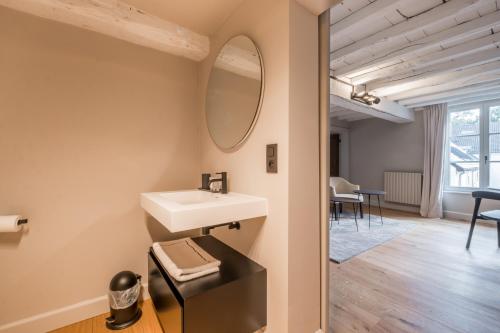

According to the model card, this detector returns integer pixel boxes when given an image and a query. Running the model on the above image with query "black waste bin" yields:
[106,271,142,330]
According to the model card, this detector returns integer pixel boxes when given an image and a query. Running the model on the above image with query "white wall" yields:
[198,1,321,332]
[0,7,200,332]
[444,192,500,221]
[288,2,320,332]
[348,112,500,219]
[0,2,323,332]
[348,113,424,212]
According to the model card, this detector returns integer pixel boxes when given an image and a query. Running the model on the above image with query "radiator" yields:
[384,172,422,206]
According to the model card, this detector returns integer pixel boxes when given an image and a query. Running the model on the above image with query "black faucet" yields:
[210,172,228,194]
[200,172,228,194]
[200,173,211,191]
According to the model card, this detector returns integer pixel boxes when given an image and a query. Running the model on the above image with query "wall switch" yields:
[266,144,277,173]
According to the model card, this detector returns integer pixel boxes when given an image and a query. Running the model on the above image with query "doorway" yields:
[330,134,340,177]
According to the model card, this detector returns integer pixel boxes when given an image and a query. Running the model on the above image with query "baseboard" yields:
[0,284,149,333]
[444,211,498,226]
[358,199,420,214]
[315,329,324,333]
[444,210,471,221]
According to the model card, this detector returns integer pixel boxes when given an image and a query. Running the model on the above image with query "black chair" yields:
[466,190,500,249]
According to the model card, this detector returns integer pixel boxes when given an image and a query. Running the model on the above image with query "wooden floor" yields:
[50,300,163,333]
[50,298,266,333]
[330,209,500,333]
[52,209,500,333]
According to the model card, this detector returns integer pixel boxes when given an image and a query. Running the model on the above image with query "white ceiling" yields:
[297,0,343,14]
[124,0,341,35]
[124,0,246,35]
[330,0,500,122]
[331,105,372,121]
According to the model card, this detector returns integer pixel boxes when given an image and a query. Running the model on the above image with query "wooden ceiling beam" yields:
[331,94,414,123]
[407,87,500,108]
[388,73,500,100]
[449,93,500,106]
[372,60,500,96]
[399,80,500,105]
[331,0,489,65]
[331,0,402,37]
[352,32,500,85]
[0,0,210,61]
[331,78,414,122]
[367,49,500,93]
[337,113,372,121]
[332,9,500,77]
[330,109,356,117]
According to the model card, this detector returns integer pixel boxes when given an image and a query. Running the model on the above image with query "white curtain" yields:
[420,103,447,218]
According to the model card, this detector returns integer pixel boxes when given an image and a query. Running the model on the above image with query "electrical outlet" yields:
[266,144,277,173]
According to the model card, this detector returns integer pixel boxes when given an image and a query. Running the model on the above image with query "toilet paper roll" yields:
[0,215,24,232]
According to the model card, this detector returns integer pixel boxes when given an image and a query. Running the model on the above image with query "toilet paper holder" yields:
[0,216,29,233]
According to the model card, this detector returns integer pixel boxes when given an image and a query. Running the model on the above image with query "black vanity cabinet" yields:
[148,236,267,333]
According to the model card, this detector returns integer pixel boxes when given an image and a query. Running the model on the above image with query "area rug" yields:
[329,213,416,263]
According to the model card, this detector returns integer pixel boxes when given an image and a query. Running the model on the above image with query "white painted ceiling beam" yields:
[0,0,210,61]
[367,49,500,92]
[444,87,500,103]
[330,105,351,113]
[330,104,355,114]
[215,44,261,80]
[337,113,372,121]
[331,0,402,37]
[331,109,356,117]
[331,94,414,123]
[351,32,500,85]
[407,87,500,108]
[331,0,489,65]
[331,78,414,122]
[399,80,500,105]
[332,9,500,77]
[449,93,500,106]
[390,73,500,100]
[372,60,500,96]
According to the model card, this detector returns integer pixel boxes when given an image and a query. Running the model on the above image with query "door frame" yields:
[319,9,330,333]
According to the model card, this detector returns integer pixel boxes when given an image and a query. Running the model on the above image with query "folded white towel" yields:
[152,238,221,282]
[168,266,220,282]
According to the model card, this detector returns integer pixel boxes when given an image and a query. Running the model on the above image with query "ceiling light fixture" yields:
[351,91,381,105]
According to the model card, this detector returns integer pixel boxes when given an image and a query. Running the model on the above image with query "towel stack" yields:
[152,238,221,282]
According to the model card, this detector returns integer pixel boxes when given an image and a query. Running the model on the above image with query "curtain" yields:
[420,103,447,218]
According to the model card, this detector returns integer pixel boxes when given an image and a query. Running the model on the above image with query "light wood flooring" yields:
[330,209,500,333]
[52,209,500,333]
[50,300,163,333]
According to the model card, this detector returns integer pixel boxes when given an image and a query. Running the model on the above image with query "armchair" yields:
[330,177,364,218]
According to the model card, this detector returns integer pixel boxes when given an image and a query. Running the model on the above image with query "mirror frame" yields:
[205,34,265,152]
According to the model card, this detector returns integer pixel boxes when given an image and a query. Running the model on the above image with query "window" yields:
[490,106,500,189]
[446,100,500,190]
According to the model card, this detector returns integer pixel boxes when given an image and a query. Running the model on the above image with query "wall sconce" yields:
[351,91,380,105]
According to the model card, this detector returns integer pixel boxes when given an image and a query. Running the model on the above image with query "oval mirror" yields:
[205,35,264,150]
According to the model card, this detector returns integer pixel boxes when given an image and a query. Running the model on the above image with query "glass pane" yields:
[490,106,500,134]
[450,109,480,136]
[491,134,500,162]
[490,162,500,189]
[449,162,480,188]
[449,135,480,162]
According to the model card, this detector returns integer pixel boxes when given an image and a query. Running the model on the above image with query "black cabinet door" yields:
[148,254,183,333]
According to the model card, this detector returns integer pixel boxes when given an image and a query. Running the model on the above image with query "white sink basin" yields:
[141,190,268,232]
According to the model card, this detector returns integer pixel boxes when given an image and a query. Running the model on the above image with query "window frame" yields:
[485,100,500,190]
[445,99,500,192]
